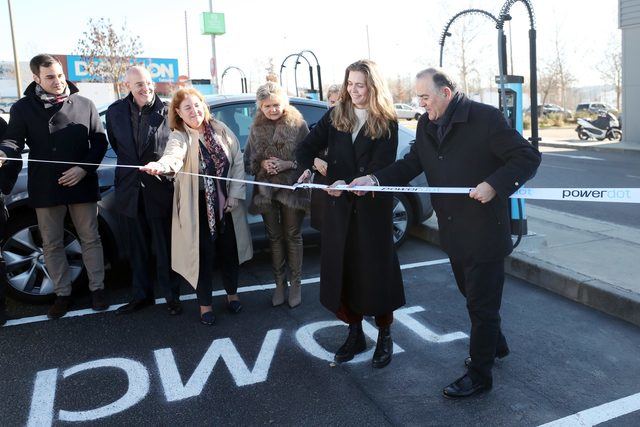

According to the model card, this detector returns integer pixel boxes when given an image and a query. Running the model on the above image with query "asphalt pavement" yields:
[2,238,640,426]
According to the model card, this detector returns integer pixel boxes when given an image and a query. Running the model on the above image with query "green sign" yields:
[201,12,226,35]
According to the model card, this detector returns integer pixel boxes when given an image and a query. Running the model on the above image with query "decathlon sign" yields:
[66,55,179,83]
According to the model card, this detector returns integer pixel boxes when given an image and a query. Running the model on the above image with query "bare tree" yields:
[597,35,622,111]
[389,75,412,103]
[265,57,278,83]
[537,59,560,106]
[551,28,576,111]
[75,18,143,98]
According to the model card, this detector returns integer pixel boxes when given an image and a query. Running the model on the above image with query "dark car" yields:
[1,95,433,303]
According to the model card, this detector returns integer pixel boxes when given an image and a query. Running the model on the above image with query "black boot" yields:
[334,322,366,363]
[372,326,393,369]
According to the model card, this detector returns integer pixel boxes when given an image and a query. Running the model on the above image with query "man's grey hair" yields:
[416,68,458,93]
[125,65,151,82]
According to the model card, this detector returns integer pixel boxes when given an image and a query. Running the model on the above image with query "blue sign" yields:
[66,56,179,83]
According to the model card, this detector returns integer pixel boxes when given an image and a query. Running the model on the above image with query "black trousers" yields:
[450,258,508,385]
[196,194,239,307]
[122,196,180,303]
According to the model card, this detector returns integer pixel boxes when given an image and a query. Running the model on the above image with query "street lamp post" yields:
[7,0,23,97]
[208,0,219,94]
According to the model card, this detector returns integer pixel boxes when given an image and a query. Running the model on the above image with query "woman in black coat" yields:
[297,60,404,369]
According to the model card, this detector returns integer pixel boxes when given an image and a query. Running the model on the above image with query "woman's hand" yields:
[140,161,167,175]
[261,158,276,175]
[297,169,312,183]
[268,157,295,175]
[313,158,328,176]
[224,197,238,213]
[326,180,346,197]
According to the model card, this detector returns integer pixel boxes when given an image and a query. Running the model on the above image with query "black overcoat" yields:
[297,110,405,316]
[0,81,108,208]
[375,95,541,262]
[105,94,173,218]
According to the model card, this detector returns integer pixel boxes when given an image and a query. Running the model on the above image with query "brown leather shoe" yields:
[48,296,71,319]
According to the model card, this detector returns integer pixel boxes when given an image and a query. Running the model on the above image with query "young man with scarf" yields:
[350,68,541,398]
[106,66,181,316]
[0,54,108,319]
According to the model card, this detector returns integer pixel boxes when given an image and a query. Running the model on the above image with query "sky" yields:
[0,0,621,94]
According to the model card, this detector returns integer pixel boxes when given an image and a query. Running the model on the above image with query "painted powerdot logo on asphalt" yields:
[26,306,466,426]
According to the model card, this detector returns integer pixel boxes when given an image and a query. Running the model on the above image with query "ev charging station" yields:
[496,74,528,235]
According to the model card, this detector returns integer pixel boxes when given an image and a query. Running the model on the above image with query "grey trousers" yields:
[35,203,105,297]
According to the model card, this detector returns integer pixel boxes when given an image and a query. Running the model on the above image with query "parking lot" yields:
[2,237,640,426]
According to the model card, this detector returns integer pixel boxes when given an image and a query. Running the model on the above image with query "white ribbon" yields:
[2,157,639,204]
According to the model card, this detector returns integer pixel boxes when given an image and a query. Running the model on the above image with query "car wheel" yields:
[1,214,85,303]
[414,113,421,120]
[392,194,414,247]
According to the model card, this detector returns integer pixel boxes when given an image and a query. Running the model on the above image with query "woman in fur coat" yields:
[244,82,309,308]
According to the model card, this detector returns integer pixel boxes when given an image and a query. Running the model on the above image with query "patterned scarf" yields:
[199,122,230,238]
[35,84,70,109]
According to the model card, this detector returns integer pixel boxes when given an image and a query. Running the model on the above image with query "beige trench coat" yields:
[157,119,253,289]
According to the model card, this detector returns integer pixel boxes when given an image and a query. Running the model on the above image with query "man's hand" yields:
[348,175,376,196]
[297,169,312,184]
[140,161,167,175]
[58,166,87,187]
[469,182,497,203]
[326,180,347,197]
[0,150,6,168]
[313,158,328,176]
[224,197,238,213]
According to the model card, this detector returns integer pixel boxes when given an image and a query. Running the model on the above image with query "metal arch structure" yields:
[220,66,248,93]
[279,53,303,97]
[438,9,500,68]
[298,50,323,101]
[294,53,314,98]
[497,0,539,147]
[280,50,324,100]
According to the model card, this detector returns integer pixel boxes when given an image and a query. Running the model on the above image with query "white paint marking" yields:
[538,391,640,426]
[27,369,58,427]
[540,164,585,172]
[626,174,640,180]
[543,152,604,161]
[154,329,282,401]
[57,358,150,422]
[3,258,451,328]
[394,306,468,343]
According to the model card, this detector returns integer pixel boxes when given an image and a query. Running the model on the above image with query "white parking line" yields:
[2,258,450,328]
[538,391,640,426]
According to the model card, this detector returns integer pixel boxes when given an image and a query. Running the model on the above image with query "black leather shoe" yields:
[334,322,367,363]
[115,298,155,315]
[167,300,183,316]
[47,296,72,319]
[464,347,510,369]
[227,300,243,314]
[91,289,109,311]
[372,326,393,369]
[443,373,491,399]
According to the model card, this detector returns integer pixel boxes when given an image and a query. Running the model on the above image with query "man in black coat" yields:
[0,54,109,319]
[351,68,541,398]
[106,66,180,315]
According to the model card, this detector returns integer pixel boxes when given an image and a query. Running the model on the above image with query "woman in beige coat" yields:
[142,88,253,325]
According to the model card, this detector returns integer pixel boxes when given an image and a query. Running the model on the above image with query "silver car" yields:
[394,103,423,120]
[1,95,433,303]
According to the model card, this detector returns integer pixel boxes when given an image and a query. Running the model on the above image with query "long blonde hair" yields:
[331,60,397,139]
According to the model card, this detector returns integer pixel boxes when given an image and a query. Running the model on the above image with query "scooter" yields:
[575,111,622,141]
